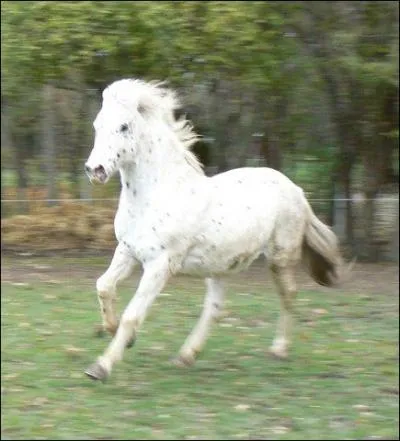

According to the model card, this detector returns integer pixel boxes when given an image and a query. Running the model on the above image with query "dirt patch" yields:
[1,252,398,297]
[1,204,398,295]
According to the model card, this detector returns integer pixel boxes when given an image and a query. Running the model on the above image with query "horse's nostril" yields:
[85,164,91,173]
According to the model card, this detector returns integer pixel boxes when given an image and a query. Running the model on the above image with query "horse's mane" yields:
[106,79,203,174]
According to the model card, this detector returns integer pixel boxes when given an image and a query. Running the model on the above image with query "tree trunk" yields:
[259,132,282,171]
[1,108,10,217]
[287,7,359,252]
[80,91,98,200]
[364,189,379,262]
[42,84,58,206]
[342,164,354,250]
[69,95,86,199]
[1,105,29,214]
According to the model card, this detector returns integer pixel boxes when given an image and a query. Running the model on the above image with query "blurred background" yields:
[1,1,399,262]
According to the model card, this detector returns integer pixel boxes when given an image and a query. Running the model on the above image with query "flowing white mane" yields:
[104,79,203,172]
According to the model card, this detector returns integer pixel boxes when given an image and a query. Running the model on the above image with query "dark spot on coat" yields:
[126,182,130,188]
[237,180,242,184]
[133,190,137,196]
[212,302,220,309]
[161,245,165,250]
[152,226,156,232]
[117,153,120,158]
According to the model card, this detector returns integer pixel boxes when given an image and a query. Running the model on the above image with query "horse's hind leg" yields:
[175,277,224,366]
[95,243,137,337]
[269,264,297,359]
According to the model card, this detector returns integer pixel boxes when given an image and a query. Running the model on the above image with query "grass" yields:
[1,256,399,440]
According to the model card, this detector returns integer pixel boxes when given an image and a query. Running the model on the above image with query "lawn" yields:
[1,255,399,440]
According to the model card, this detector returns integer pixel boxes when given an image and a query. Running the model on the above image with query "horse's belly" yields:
[180,242,264,276]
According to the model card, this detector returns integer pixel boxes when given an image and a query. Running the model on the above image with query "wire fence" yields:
[1,195,398,261]
[2,197,399,202]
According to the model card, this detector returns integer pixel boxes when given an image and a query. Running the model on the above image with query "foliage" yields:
[1,1,398,259]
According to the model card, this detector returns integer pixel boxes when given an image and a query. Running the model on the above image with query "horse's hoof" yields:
[170,354,195,368]
[85,362,109,381]
[94,325,106,338]
[126,336,136,349]
[268,347,289,360]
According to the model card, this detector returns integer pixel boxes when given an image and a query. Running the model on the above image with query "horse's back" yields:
[211,166,294,185]
[208,167,304,213]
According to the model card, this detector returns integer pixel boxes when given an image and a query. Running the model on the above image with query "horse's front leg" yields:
[85,255,170,381]
[95,243,137,337]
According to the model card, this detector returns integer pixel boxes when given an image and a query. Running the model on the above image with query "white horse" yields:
[84,78,345,381]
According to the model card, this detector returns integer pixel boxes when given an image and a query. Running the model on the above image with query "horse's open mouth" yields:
[85,165,108,184]
[92,165,108,183]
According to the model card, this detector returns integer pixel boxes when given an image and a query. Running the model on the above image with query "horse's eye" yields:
[120,123,129,133]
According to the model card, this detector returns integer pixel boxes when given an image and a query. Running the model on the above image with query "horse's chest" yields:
[114,206,138,240]
[114,205,179,260]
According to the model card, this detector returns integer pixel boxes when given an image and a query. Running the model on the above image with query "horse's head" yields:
[85,80,142,184]
[85,78,199,183]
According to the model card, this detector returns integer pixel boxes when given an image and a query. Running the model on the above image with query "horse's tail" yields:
[302,200,348,287]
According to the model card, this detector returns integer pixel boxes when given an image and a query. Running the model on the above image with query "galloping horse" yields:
[84,78,345,381]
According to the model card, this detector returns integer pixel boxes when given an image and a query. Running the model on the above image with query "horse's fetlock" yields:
[120,315,139,330]
[105,322,119,335]
[96,277,115,294]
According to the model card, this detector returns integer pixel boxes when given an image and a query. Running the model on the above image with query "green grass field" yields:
[1,255,399,440]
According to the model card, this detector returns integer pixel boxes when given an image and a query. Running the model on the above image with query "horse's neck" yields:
[119,136,203,201]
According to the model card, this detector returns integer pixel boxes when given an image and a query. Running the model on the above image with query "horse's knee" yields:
[117,314,138,346]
